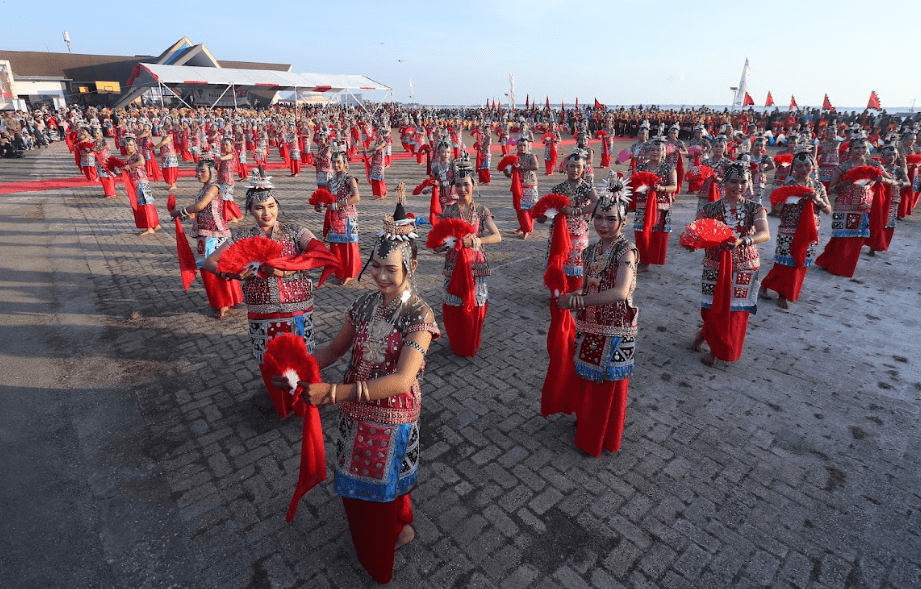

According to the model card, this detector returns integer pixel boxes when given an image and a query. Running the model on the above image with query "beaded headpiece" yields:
[244,170,276,211]
[722,160,752,183]
[361,189,419,291]
[595,172,632,221]
[453,151,475,179]
[880,142,898,155]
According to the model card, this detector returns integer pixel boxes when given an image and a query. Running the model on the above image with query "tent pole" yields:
[232,84,237,111]
[210,84,232,110]
[159,82,164,108]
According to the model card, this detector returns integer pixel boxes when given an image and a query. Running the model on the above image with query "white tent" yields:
[117,63,391,109]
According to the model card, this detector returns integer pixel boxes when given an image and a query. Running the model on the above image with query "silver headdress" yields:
[596,172,632,220]
[244,169,276,211]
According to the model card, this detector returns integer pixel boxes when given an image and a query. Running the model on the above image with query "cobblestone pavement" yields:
[2,139,920,589]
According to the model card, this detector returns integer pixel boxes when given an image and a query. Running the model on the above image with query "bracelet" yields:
[180,206,190,220]
[356,381,371,403]
[329,383,337,404]
[403,340,427,355]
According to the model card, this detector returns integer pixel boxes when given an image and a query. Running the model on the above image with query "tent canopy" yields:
[117,63,390,108]
[131,63,388,92]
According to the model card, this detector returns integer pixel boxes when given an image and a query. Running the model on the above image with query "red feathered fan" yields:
[679,218,736,250]
[308,187,335,206]
[216,235,284,276]
[541,132,555,142]
[529,193,570,219]
[905,154,921,165]
[687,145,705,158]
[105,156,128,174]
[843,165,881,185]
[685,165,714,183]
[628,171,660,194]
[774,153,793,166]
[261,333,326,523]
[770,185,815,209]
[496,154,518,171]
[427,218,477,309]
[166,194,198,290]
[426,217,475,250]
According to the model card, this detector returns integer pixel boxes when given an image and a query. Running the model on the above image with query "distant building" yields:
[0,37,290,110]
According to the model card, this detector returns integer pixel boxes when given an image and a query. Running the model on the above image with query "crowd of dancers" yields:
[47,101,921,584]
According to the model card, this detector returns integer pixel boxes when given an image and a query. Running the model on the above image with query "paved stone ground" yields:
[1,139,920,589]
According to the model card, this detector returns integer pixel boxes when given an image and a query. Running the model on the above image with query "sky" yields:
[2,0,919,110]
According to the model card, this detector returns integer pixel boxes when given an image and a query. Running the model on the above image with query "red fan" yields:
[529,193,570,219]
[629,171,660,194]
[262,334,326,522]
[905,154,921,165]
[105,156,128,174]
[216,235,284,276]
[308,187,335,206]
[679,218,736,250]
[687,145,705,158]
[842,165,880,185]
[426,217,475,249]
[496,154,518,171]
[594,130,607,139]
[774,154,793,166]
[413,177,437,195]
[770,185,815,208]
[166,194,198,290]
[541,132,555,141]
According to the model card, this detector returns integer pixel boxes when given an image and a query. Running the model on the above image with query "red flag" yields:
[822,94,834,111]
[546,96,550,111]
[525,94,529,109]
[868,91,881,110]
[789,95,798,110]
[742,92,754,106]
[594,98,604,110]
[765,91,774,107]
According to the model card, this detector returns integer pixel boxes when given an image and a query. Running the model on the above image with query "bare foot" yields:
[373,195,387,201]
[690,329,705,352]
[758,287,772,300]
[777,296,789,309]
[138,228,156,236]
[521,232,529,240]
[700,352,717,367]
[868,249,876,257]
[637,262,651,273]
[168,184,178,191]
[340,277,355,286]
[214,307,229,320]
[514,229,523,235]
[395,525,415,549]
[153,224,162,233]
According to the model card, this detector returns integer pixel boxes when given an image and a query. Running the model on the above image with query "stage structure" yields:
[117,63,391,113]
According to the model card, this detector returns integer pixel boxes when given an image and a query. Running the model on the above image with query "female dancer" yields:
[283,205,438,584]
[322,150,362,285]
[92,128,117,197]
[557,176,637,456]
[508,134,539,239]
[759,150,832,308]
[633,138,677,271]
[367,128,388,199]
[218,137,244,225]
[123,135,162,237]
[436,155,502,357]
[542,122,562,176]
[543,152,599,292]
[170,156,244,318]
[203,175,320,419]
[814,136,885,277]
[155,124,179,191]
[690,162,770,366]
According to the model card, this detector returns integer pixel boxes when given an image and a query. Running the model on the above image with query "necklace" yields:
[361,291,408,366]
[584,239,619,289]
[722,198,747,232]
[458,201,478,226]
